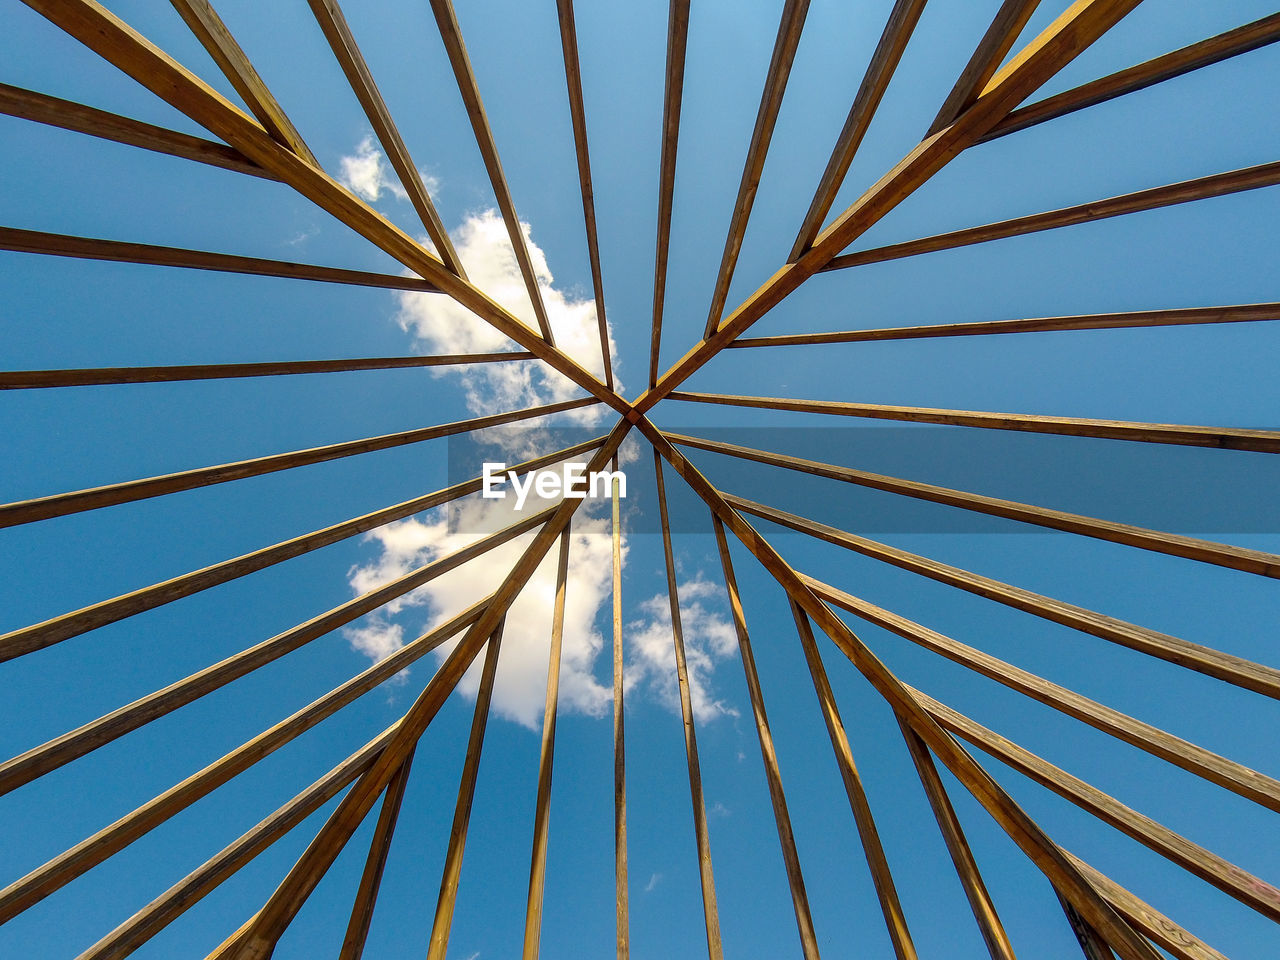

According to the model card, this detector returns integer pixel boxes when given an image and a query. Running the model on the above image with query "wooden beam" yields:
[1063,853,1229,960]
[807,576,1280,814]
[787,0,929,261]
[426,0,555,342]
[665,431,1280,578]
[611,458,630,959]
[670,391,1280,452]
[521,529,572,960]
[711,519,822,960]
[637,419,1161,960]
[0,601,487,923]
[338,749,415,960]
[0,352,537,390]
[0,83,271,178]
[305,0,465,276]
[823,161,1280,271]
[75,723,399,960]
[0,396,595,528]
[788,600,917,960]
[724,494,1280,700]
[914,687,1280,922]
[896,719,1016,960]
[212,421,632,959]
[647,0,692,387]
[22,0,631,415]
[555,0,614,389]
[1057,888,1119,960]
[424,621,506,960]
[727,302,1280,348]
[927,0,1041,135]
[703,0,811,336]
[654,450,725,960]
[0,437,599,660]
[637,0,1146,413]
[0,225,437,291]
[982,13,1280,142]
[167,0,316,163]
[0,508,550,797]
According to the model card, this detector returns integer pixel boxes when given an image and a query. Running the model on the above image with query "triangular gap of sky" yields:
[1,0,1277,957]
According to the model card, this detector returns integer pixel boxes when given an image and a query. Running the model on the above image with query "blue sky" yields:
[2,1,1279,957]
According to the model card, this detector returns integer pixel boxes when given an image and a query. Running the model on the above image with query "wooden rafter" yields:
[610,458,630,959]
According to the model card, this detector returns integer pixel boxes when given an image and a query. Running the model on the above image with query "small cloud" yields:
[644,872,662,893]
[338,134,409,202]
[709,800,731,819]
[284,227,318,247]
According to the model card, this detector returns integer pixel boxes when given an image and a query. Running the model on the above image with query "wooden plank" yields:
[0,82,271,178]
[0,352,536,390]
[211,422,633,959]
[897,719,1016,960]
[426,0,555,341]
[22,0,631,415]
[305,0,465,275]
[727,302,1280,348]
[0,507,550,797]
[0,396,595,528]
[703,0,811,336]
[724,494,1280,700]
[638,0,1146,413]
[0,604,484,921]
[555,0,614,390]
[338,749,415,960]
[654,450,724,960]
[983,13,1280,142]
[611,458,630,959]
[670,390,1280,452]
[638,417,1176,960]
[424,622,506,960]
[0,437,599,660]
[1057,888,1118,960]
[647,0,692,387]
[711,518,822,960]
[1065,853,1230,960]
[927,0,1041,135]
[521,530,572,960]
[807,576,1280,814]
[914,688,1280,922]
[787,0,929,261]
[823,161,1280,271]
[665,431,1280,578]
[788,600,917,960]
[167,0,316,163]
[0,225,437,291]
[76,724,398,960]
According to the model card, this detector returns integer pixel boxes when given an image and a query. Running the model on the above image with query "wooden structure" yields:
[2,2,1278,958]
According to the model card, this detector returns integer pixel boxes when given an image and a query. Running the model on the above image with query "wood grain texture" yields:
[611,460,630,959]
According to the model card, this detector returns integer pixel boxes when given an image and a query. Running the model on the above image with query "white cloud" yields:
[644,873,662,893]
[625,574,739,723]
[345,494,617,729]
[338,135,411,203]
[393,208,620,428]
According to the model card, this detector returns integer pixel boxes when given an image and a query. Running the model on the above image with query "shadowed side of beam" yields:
[982,14,1280,142]
[670,391,1280,452]
[0,226,437,291]
[611,461,630,958]
[0,83,272,178]
[0,397,596,528]
[726,303,1280,347]
[822,161,1280,271]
